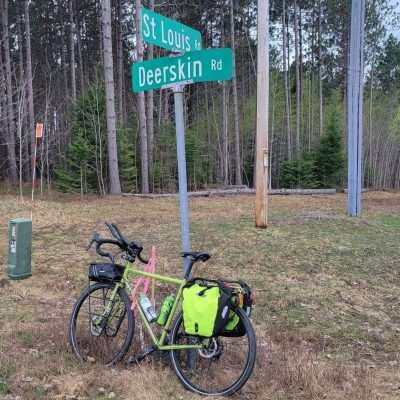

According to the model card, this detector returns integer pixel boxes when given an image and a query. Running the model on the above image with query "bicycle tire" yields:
[69,282,134,366]
[169,307,256,396]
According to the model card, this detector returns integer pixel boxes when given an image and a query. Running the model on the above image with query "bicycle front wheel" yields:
[169,307,256,396]
[69,282,134,366]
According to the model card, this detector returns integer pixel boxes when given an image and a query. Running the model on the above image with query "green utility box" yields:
[7,218,32,280]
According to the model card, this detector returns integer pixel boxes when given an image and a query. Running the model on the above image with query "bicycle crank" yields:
[126,346,158,365]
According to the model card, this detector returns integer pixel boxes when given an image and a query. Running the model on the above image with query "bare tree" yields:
[69,0,77,101]
[230,0,242,185]
[221,4,229,185]
[100,0,121,194]
[146,0,155,191]
[294,0,301,156]
[282,0,292,160]
[318,0,323,137]
[25,0,36,176]
[17,7,30,180]
[116,0,126,126]
[1,0,18,184]
[135,0,149,193]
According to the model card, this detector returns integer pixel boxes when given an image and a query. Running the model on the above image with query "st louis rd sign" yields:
[141,7,202,52]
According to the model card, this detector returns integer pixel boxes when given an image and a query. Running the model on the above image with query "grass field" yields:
[0,191,399,400]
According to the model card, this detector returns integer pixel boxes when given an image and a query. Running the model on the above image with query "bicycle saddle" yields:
[181,252,211,263]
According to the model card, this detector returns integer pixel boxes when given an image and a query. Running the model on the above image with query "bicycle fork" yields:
[90,283,125,337]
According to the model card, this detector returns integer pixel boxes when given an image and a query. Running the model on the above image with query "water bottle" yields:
[157,294,175,326]
[139,294,157,322]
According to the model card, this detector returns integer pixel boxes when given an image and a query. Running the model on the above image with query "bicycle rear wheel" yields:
[69,282,134,366]
[169,307,256,396]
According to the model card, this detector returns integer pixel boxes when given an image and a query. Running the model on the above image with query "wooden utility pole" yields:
[347,0,365,216]
[255,0,269,228]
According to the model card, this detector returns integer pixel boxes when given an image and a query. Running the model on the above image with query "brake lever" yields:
[86,232,100,251]
[105,222,120,241]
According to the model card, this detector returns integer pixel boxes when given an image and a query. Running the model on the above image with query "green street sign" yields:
[141,7,202,52]
[132,48,233,93]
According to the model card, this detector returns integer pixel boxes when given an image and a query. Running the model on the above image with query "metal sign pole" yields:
[347,0,365,216]
[172,84,191,275]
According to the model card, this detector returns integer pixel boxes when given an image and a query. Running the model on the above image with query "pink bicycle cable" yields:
[130,246,156,311]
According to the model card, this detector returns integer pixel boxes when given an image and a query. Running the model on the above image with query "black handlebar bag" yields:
[88,263,124,283]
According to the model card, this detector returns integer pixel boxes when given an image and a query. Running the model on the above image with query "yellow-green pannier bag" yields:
[182,280,232,337]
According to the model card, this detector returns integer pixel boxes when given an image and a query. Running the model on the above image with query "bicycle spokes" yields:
[71,284,133,365]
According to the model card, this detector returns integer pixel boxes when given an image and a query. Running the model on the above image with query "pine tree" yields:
[117,128,137,192]
[55,134,94,193]
[280,154,319,189]
[315,96,345,188]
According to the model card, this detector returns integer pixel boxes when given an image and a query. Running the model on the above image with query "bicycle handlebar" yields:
[88,223,148,264]
[96,238,122,261]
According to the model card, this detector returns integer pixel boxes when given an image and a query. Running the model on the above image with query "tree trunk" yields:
[318,0,323,137]
[309,6,315,150]
[116,0,126,126]
[222,81,229,185]
[368,65,374,187]
[299,7,304,136]
[204,85,213,183]
[294,0,301,157]
[1,0,18,184]
[61,19,69,101]
[17,9,31,181]
[0,49,6,166]
[282,0,291,160]
[221,7,229,185]
[230,0,242,185]
[100,0,121,194]
[270,73,275,190]
[77,27,85,94]
[135,0,149,193]
[25,0,35,180]
[69,0,77,101]
[146,0,155,191]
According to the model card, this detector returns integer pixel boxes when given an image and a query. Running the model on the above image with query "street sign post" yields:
[132,8,234,274]
[172,84,192,275]
[132,48,233,93]
[141,7,202,52]
[32,122,44,202]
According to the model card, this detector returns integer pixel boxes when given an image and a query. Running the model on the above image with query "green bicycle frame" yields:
[108,262,204,351]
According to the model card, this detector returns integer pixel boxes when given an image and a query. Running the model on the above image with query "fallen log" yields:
[122,188,337,198]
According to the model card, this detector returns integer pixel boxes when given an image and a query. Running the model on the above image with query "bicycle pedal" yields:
[127,346,158,365]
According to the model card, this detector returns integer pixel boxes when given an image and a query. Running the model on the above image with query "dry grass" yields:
[1,191,400,399]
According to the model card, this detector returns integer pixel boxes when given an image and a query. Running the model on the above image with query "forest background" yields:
[1,0,400,195]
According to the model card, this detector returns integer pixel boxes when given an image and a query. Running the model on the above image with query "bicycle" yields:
[68,222,257,396]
